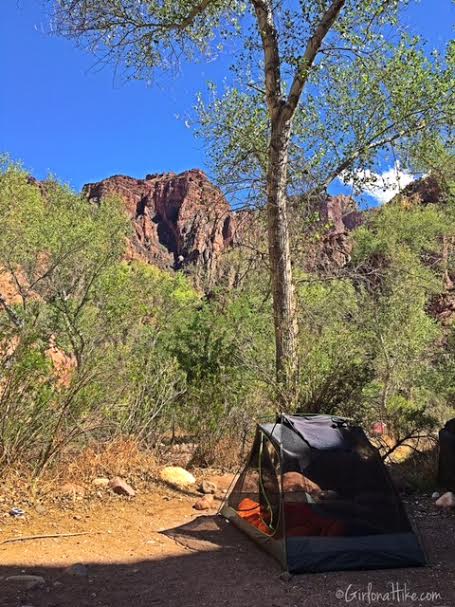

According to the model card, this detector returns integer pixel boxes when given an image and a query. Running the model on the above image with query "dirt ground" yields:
[1,475,455,607]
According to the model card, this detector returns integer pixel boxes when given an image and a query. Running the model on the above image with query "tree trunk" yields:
[267,116,298,407]
[252,0,346,409]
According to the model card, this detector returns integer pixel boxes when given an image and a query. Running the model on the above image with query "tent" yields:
[221,414,426,573]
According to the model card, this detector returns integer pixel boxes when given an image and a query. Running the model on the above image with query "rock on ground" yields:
[199,480,217,494]
[435,491,455,508]
[160,466,196,489]
[108,477,136,497]
[193,495,216,510]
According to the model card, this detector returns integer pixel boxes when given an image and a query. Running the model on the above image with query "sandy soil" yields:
[1,478,454,607]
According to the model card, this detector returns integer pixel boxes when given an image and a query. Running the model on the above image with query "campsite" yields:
[1,1,455,605]
[2,447,455,606]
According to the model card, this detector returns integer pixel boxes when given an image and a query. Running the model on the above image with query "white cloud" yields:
[341,161,417,204]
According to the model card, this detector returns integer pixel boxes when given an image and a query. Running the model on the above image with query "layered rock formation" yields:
[84,170,364,281]
[397,174,445,205]
[83,170,453,322]
[84,170,236,278]
[317,195,364,269]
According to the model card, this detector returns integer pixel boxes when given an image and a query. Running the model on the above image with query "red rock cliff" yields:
[84,169,366,279]
[84,169,235,275]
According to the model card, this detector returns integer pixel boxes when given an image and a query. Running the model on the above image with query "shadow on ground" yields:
[2,505,455,607]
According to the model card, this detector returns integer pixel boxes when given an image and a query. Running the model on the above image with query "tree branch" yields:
[250,0,282,115]
[321,121,428,189]
[172,0,214,30]
[60,0,215,35]
[285,0,346,117]
[0,294,23,329]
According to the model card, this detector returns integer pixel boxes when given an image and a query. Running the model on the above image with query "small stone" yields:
[92,477,109,488]
[279,571,293,582]
[160,466,196,489]
[435,491,455,508]
[432,491,440,500]
[65,563,88,577]
[199,480,217,494]
[35,504,47,515]
[193,495,215,510]
[108,477,135,497]
[6,575,45,590]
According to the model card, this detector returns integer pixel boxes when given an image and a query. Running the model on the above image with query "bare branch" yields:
[58,0,215,34]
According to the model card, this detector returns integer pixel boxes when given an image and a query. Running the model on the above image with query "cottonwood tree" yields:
[52,0,454,406]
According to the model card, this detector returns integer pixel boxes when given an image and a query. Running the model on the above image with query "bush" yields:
[1,156,455,474]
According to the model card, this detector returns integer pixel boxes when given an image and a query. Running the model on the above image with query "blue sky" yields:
[0,0,454,197]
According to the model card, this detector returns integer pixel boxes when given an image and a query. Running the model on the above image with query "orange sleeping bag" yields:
[237,498,345,537]
[237,498,273,535]
[284,502,345,537]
